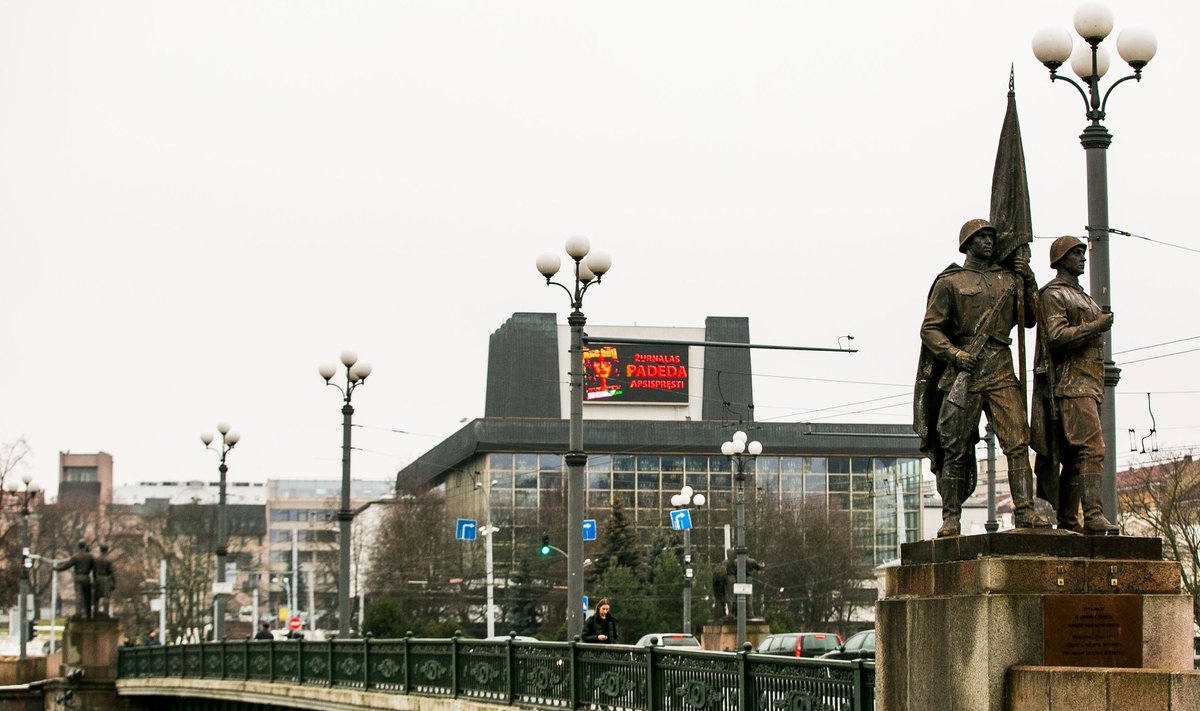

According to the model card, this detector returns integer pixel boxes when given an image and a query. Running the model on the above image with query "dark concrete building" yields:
[398,313,924,569]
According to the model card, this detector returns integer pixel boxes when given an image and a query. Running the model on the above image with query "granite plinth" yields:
[879,535,1192,711]
[901,532,1161,565]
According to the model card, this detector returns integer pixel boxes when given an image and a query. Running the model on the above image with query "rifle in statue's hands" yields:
[945,279,1020,409]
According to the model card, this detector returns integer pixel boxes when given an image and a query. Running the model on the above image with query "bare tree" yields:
[758,500,873,634]
[1119,453,1200,624]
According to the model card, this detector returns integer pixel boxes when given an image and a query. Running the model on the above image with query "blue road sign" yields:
[456,519,477,541]
[670,509,692,531]
[583,595,589,613]
[582,519,597,541]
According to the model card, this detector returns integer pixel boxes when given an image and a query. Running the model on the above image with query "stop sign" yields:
[288,616,303,631]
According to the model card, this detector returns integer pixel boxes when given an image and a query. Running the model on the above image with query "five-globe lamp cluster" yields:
[1032,3,1156,81]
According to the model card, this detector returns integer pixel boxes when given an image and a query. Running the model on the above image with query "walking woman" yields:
[582,598,619,643]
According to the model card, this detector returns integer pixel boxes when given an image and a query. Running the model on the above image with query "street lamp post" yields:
[721,430,762,648]
[6,475,41,661]
[475,479,499,639]
[272,576,294,616]
[201,423,240,641]
[320,351,373,638]
[1032,3,1157,519]
[536,236,612,640]
[669,485,706,635]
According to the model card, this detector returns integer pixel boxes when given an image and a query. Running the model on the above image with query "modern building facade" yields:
[399,313,925,575]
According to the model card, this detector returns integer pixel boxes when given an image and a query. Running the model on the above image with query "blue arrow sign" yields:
[583,595,589,613]
[582,519,597,541]
[456,519,477,541]
[670,509,692,531]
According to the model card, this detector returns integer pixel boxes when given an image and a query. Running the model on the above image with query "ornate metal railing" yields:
[119,635,875,711]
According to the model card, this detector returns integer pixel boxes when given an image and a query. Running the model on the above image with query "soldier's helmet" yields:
[1049,235,1086,267]
[958,219,997,253]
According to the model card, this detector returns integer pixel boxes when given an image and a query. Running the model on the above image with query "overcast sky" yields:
[2,1,1196,497]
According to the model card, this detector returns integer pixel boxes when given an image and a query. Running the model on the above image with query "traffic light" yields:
[539,535,551,556]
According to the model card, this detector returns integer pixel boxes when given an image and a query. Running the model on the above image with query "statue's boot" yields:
[1010,459,1052,529]
[1082,473,1119,535]
[937,473,964,538]
[1057,475,1084,533]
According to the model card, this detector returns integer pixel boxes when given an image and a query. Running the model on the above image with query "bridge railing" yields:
[119,635,875,711]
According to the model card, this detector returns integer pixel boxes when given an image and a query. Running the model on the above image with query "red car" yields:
[755,632,843,658]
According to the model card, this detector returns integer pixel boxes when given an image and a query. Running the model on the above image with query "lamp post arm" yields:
[1048,70,1093,114]
[325,380,348,401]
[543,279,576,304]
[576,276,602,307]
[1101,72,1143,115]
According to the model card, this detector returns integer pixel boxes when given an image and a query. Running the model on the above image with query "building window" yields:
[62,467,98,483]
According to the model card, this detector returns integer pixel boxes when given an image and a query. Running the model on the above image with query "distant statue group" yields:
[915,220,1119,537]
[710,553,766,619]
[54,541,116,619]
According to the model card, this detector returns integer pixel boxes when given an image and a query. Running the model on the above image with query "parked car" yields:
[484,635,538,642]
[634,633,701,648]
[819,629,875,661]
[755,632,842,658]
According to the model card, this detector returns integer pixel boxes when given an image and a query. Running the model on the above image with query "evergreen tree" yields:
[588,498,641,583]
[650,551,684,633]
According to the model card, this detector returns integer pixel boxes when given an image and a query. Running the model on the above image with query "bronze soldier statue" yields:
[710,553,765,619]
[55,541,96,619]
[915,219,1049,537]
[92,544,116,617]
[1031,236,1119,534]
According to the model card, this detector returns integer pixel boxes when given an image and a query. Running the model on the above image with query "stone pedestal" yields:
[701,619,771,652]
[63,617,121,682]
[877,533,1193,711]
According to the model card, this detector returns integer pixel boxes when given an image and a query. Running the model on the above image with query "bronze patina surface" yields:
[1043,594,1143,667]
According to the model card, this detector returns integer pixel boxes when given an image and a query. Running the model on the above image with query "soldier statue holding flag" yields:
[914,71,1057,537]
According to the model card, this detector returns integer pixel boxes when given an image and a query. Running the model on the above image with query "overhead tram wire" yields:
[1034,228,1200,255]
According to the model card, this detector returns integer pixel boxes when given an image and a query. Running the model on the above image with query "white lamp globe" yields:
[721,441,736,456]
[576,261,595,283]
[732,430,748,443]
[1070,43,1110,79]
[217,422,231,435]
[731,439,746,454]
[225,431,241,446]
[1117,26,1157,67]
[201,432,214,446]
[318,363,337,381]
[351,362,372,381]
[748,441,763,456]
[4,481,16,493]
[340,350,358,368]
[536,253,561,278]
[1074,2,1114,41]
[585,250,612,277]
[565,235,591,260]
[1032,27,1073,65]
[28,483,41,495]
[681,485,694,500]
[671,494,685,507]
[692,494,706,507]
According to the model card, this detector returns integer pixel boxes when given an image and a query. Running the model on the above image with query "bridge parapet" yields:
[117,635,875,710]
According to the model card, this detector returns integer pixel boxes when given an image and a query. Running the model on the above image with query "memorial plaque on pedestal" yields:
[1043,594,1143,667]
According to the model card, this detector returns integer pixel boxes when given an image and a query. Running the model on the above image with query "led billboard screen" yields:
[583,342,689,404]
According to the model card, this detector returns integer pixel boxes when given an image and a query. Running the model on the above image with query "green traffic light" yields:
[539,535,551,556]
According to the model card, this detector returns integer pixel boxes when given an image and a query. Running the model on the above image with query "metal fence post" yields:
[452,630,462,698]
[505,636,516,705]
[403,631,412,693]
[569,637,579,709]
[363,634,371,690]
[737,642,749,711]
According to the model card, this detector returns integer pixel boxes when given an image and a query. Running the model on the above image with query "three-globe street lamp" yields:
[320,351,373,638]
[721,431,762,648]
[1032,2,1157,519]
[201,423,240,640]
[669,485,706,635]
[536,236,612,640]
[6,476,40,660]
